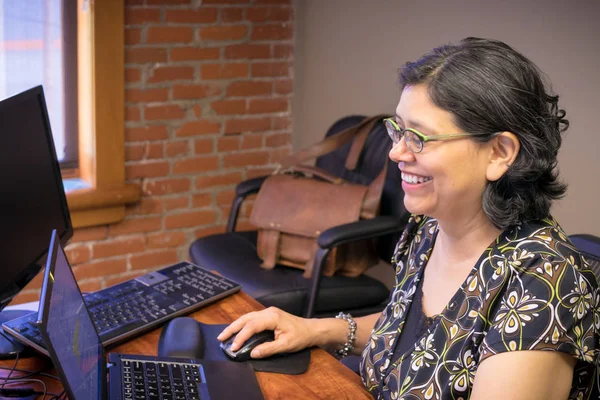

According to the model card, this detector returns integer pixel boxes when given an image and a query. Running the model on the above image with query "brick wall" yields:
[14,0,294,304]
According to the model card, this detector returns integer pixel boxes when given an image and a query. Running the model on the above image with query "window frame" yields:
[66,0,140,228]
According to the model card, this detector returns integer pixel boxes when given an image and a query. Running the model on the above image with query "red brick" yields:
[173,84,222,100]
[216,189,235,205]
[130,197,163,215]
[126,47,168,63]
[145,142,164,159]
[194,138,214,154]
[126,0,144,4]
[172,156,219,174]
[272,116,292,130]
[148,66,194,83]
[247,167,274,178]
[166,141,190,157]
[93,236,146,258]
[274,78,293,94]
[144,178,191,195]
[165,8,218,23]
[224,117,271,134]
[248,98,288,113]
[273,43,294,58]
[165,210,217,229]
[147,26,194,43]
[147,232,187,249]
[266,132,291,147]
[221,8,243,22]
[252,62,289,77]
[269,148,291,162]
[224,44,270,59]
[125,28,142,45]
[65,245,92,265]
[211,99,246,115]
[146,0,191,4]
[254,0,291,3]
[217,136,240,152]
[126,88,169,103]
[126,106,141,121]
[227,81,272,96]
[73,259,128,281]
[251,24,293,41]
[170,47,220,62]
[200,25,247,41]
[175,120,221,137]
[193,105,202,117]
[195,172,243,189]
[246,7,292,23]
[104,272,143,288]
[194,225,226,238]
[192,193,212,208]
[109,217,163,236]
[11,291,41,305]
[201,63,249,80]
[125,67,141,83]
[202,0,249,4]
[71,226,109,242]
[126,143,145,161]
[164,196,190,211]
[241,134,263,149]
[126,161,170,179]
[126,125,169,142]
[223,150,270,168]
[125,7,161,24]
[79,280,103,293]
[130,250,179,271]
[144,104,185,121]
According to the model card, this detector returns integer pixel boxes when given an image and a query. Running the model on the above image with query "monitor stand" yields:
[0,309,31,359]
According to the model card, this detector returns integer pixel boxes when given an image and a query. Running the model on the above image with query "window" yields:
[0,0,78,167]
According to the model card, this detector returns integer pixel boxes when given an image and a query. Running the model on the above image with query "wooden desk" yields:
[0,292,372,399]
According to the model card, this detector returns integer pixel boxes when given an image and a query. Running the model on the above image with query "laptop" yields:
[36,229,264,400]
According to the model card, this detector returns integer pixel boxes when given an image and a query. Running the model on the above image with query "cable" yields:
[0,378,48,398]
[0,351,20,388]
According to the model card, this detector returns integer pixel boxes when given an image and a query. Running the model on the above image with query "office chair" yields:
[189,115,409,318]
[569,234,600,279]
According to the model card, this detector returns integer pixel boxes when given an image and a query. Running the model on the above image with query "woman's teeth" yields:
[401,172,432,184]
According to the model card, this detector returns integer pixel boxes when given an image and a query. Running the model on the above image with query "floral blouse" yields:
[360,215,599,399]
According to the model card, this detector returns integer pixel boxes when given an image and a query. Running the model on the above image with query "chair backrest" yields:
[569,234,600,281]
[315,115,409,262]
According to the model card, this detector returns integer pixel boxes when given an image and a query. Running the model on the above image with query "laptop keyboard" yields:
[123,359,207,400]
[2,262,240,355]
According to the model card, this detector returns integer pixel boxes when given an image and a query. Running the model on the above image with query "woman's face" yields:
[390,84,493,223]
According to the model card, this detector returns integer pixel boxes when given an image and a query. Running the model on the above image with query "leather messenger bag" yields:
[250,115,388,278]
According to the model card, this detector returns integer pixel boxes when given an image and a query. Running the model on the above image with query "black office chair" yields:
[189,115,409,318]
[569,234,600,279]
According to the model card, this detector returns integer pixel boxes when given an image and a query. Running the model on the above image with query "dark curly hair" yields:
[399,37,568,229]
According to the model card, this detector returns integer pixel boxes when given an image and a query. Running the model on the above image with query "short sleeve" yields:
[479,250,599,366]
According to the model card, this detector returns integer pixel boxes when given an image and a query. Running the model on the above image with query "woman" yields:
[218,38,599,399]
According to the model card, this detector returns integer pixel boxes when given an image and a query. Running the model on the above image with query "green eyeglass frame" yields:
[383,118,489,153]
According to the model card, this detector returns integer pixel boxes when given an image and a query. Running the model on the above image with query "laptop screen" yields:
[38,230,103,399]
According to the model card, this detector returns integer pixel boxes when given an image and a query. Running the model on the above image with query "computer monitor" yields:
[0,86,73,356]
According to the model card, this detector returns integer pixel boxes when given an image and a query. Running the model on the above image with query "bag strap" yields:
[279,115,387,169]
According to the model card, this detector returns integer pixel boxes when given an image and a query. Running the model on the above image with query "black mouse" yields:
[157,317,204,359]
[220,330,275,362]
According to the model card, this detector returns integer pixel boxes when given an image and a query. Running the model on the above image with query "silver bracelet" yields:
[335,312,357,358]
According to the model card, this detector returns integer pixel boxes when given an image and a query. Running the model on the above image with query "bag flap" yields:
[250,174,368,238]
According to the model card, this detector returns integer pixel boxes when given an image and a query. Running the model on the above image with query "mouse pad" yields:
[199,323,311,375]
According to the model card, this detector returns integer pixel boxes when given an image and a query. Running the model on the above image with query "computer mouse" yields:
[220,330,275,362]
[157,317,204,359]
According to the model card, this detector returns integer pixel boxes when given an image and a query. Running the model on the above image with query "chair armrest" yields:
[226,176,268,232]
[317,216,404,249]
[236,176,268,197]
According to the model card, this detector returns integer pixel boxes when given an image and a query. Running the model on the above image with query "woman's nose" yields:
[388,137,415,163]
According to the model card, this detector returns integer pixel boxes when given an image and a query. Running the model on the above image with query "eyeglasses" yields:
[383,118,489,153]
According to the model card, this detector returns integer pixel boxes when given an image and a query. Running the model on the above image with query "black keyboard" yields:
[2,261,241,356]
[121,358,208,400]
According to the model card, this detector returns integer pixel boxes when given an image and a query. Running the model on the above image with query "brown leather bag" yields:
[250,115,389,278]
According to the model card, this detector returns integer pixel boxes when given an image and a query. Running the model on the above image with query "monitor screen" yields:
[0,86,73,310]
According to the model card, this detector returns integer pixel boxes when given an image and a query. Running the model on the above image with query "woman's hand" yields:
[217,307,318,359]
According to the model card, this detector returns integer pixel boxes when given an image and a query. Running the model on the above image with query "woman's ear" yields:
[486,132,520,182]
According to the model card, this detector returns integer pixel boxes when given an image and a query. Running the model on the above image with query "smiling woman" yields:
[214,37,599,400]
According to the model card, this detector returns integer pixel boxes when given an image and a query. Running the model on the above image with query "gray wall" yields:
[293,0,600,236]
